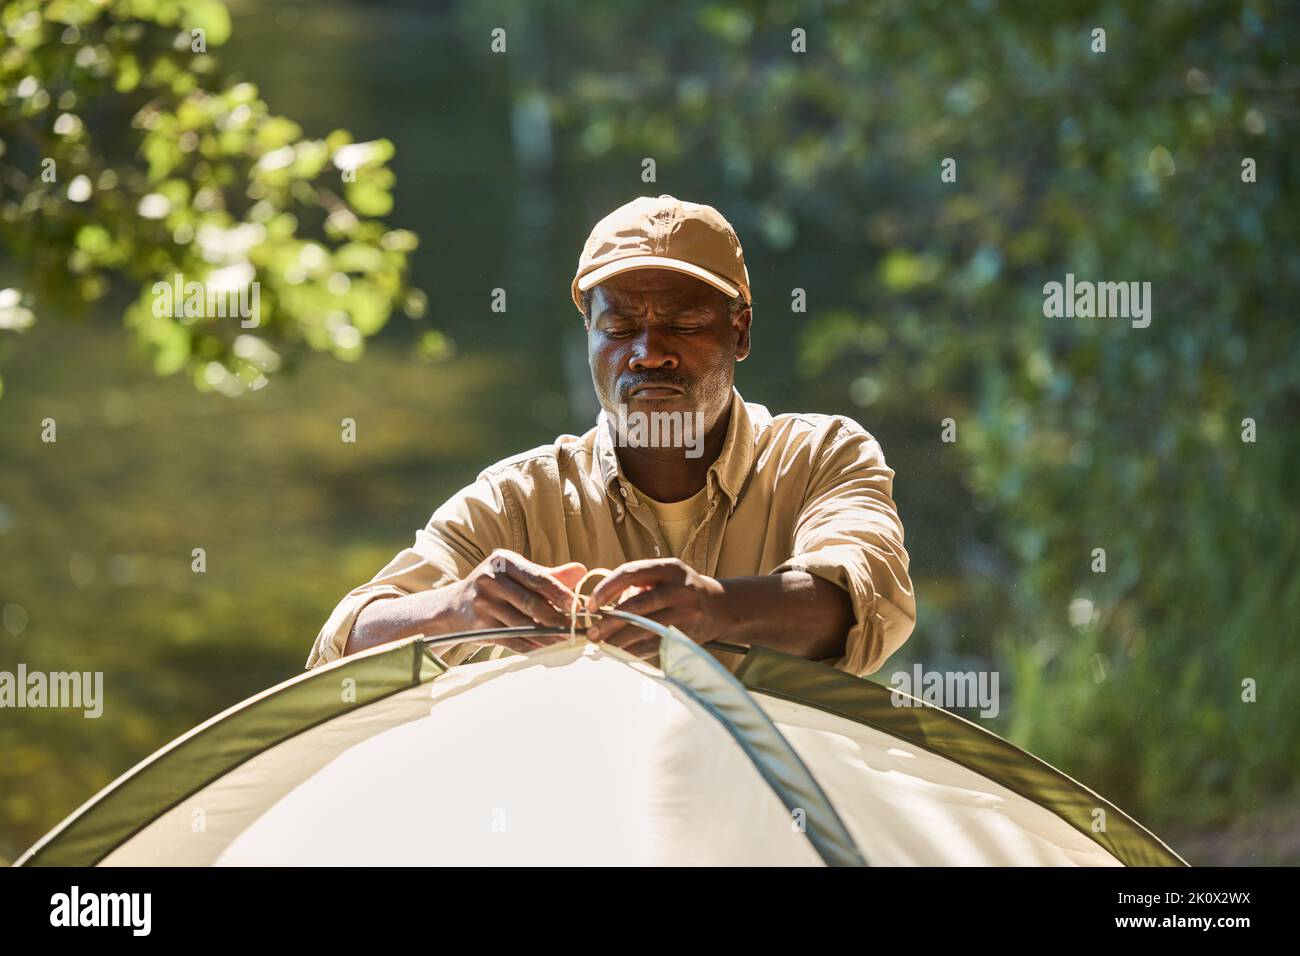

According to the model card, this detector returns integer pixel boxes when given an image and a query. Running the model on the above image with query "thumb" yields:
[548,562,588,591]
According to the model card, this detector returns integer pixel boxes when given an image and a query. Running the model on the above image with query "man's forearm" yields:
[714,571,854,661]
[344,584,467,656]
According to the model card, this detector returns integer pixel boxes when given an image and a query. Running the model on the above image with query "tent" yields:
[16,613,1186,866]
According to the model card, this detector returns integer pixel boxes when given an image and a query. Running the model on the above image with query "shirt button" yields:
[619,487,627,497]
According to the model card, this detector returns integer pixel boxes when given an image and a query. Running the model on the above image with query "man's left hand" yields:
[584,558,727,659]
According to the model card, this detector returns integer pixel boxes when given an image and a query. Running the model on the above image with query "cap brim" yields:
[576,255,740,300]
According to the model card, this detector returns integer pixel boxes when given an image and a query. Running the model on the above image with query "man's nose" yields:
[627,326,678,371]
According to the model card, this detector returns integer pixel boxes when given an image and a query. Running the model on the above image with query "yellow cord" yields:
[569,568,613,643]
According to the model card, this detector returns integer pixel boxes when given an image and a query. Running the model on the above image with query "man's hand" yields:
[452,549,588,654]
[346,549,586,657]
[581,563,855,665]
[584,558,727,659]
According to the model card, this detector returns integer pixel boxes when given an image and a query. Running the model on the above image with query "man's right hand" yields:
[450,549,588,653]
[345,549,587,658]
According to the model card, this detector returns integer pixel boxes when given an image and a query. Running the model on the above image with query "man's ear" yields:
[734,307,752,362]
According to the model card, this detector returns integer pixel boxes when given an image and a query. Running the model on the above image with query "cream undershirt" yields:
[627,482,709,558]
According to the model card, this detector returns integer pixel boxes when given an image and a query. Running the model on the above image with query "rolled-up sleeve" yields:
[305,475,518,669]
[774,421,916,677]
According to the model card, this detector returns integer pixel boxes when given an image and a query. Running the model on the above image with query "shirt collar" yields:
[594,387,754,510]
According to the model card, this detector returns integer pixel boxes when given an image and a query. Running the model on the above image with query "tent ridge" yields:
[656,625,868,867]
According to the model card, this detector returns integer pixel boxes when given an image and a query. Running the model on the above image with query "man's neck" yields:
[615,403,732,503]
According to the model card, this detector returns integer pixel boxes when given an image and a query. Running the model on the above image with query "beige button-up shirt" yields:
[307,388,916,677]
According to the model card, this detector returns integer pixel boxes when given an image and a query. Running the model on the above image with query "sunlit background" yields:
[1,0,1297,864]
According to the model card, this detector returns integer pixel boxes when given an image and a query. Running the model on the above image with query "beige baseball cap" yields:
[572,194,751,313]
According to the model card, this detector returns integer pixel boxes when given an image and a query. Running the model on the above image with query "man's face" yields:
[586,269,751,434]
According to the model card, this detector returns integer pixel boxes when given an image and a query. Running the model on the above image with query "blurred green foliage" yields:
[0,0,422,399]
[468,0,1300,825]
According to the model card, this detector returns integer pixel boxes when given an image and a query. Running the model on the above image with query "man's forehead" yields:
[593,269,726,307]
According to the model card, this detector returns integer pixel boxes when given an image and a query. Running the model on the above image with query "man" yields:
[307,194,915,676]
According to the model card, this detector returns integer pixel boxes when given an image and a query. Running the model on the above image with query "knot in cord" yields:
[569,568,613,644]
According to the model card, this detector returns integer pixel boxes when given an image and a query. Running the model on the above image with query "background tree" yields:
[0,0,424,400]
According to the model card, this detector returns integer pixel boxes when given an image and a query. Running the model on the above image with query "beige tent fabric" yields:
[217,644,819,866]
[753,696,1121,866]
[100,680,440,866]
[106,643,820,866]
[100,641,1120,866]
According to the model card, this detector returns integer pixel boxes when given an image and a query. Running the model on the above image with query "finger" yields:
[481,573,570,628]
[606,587,680,620]
[589,610,640,644]
[495,554,582,615]
[602,608,679,649]
[583,585,648,624]
[586,561,665,609]
[462,604,545,654]
[588,560,684,609]
[549,562,588,591]
[605,624,654,650]
[604,605,698,650]
[479,599,541,635]
[598,629,656,658]
[482,599,580,649]
[587,589,677,643]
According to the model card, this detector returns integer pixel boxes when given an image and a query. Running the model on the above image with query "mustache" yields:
[619,371,692,398]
